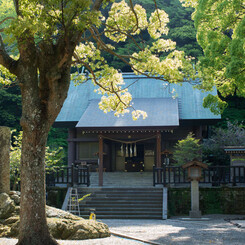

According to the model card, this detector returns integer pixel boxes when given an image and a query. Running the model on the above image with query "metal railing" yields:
[153,165,245,186]
[46,164,90,187]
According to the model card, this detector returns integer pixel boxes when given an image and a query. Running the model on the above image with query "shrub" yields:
[202,121,245,165]
[173,132,202,166]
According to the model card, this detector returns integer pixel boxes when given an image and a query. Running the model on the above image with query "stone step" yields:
[75,187,163,219]
[88,172,154,187]
[80,203,162,208]
[78,188,163,192]
[82,193,162,199]
[80,210,162,216]
[87,198,162,202]
[81,207,162,212]
[81,214,162,219]
[84,200,162,205]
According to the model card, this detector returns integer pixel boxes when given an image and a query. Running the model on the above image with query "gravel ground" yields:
[1,215,245,245]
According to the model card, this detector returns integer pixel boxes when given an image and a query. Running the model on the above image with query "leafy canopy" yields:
[0,0,196,120]
[180,0,245,114]
[102,0,203,71]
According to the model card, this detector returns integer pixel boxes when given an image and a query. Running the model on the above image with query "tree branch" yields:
[89,27,168,82]
[91,26,141,60]
[103,22,144,51]
[0,34,18,75]
[128,0,139,33]
[77,59,130,110]
[0,17,15,26]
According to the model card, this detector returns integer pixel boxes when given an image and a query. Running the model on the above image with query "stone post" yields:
[162,187,168,219]
[189,180,201,218]
[0,126,11,194]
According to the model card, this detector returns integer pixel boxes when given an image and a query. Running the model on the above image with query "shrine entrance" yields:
[97,131,162,186]
[125,144,144,172]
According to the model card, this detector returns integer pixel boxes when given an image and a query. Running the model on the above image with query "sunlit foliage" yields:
[180,0,245,113]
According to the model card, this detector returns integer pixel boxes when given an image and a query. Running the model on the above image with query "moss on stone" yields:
[0,192,110,240]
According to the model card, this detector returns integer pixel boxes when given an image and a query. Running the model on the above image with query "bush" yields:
[202,121,245,166]
[173,132,202,166]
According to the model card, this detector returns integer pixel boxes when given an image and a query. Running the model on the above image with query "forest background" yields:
[0,0,244,164]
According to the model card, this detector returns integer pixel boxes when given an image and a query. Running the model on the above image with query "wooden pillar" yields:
[99,135,103,186]
[156,131,161,167]
[68,128,76,166]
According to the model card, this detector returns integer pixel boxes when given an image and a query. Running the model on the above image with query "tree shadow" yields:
[102,215,245,245]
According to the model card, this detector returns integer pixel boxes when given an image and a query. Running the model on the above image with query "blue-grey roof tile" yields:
[76,98,179,128]
[55,73,221,124]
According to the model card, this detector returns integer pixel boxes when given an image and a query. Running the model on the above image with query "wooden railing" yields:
[46,164,90,187]
[153,165,245,186]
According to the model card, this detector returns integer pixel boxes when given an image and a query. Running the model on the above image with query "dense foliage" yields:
[0,85,21,130]
[104,0,202,71]
[180,0,245,113]
[202,121,245,166]
[173,133,202,165]
[10,130,65,191]
[220,96,245,126]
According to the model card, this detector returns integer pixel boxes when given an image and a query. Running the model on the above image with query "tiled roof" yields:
[76,98,179,128]
[55,73,221,126]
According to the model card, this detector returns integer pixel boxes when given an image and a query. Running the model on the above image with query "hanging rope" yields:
[101,135,157,157]
[102,135,157,144]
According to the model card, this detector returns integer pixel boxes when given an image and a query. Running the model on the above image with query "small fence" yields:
[153,165,245,186]
[46,164,90,187]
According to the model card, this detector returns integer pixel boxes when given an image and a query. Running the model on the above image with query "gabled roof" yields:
[76,98,179,128]
[55,73,221,127]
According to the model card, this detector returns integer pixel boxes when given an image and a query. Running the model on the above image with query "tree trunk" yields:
[0,126,11,194]
[17,125,58,245]
[16,61,71,244]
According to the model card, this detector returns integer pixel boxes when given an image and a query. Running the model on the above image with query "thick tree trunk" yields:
[0,126,11,194]
[16,62,71,244]
[17,125,58,245]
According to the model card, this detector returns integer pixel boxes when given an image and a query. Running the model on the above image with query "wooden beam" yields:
[98,135,103,186]
[68,137,98,142]
[68,128,76,166]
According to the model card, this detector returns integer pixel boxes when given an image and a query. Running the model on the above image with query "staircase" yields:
[89,172,153,187]
[77,187,163,219]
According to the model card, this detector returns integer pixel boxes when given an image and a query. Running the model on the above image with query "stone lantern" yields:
[182,160,208,218]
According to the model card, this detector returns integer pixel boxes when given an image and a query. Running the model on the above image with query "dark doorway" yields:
[103,140,112,171]
[125,144,144,172]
